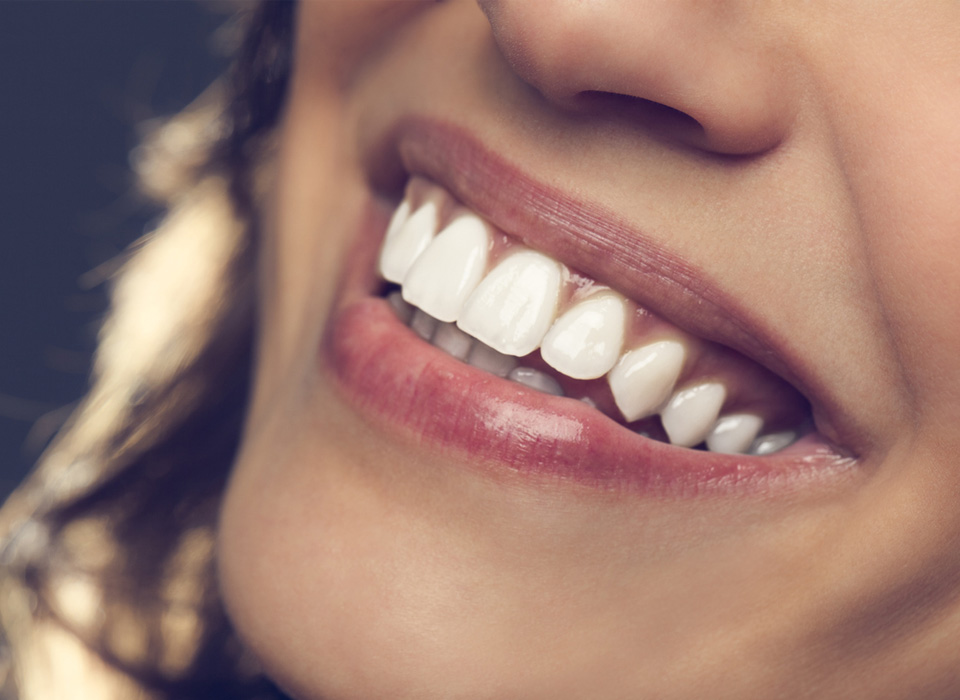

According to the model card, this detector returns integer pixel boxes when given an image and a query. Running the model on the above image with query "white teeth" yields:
[432,322,474,361]
[661,382,727,447]
[380,184,807,454]
[378,192,442,284]
[607,340,686,423]
[507,367,564,397]
[409,308,439,341]
[540,291,627,380]
[401,211,492,323]
[706,413,763,454]
[466,342,518,378]
[387,291,414,324]
[749,431,797,456]
[457,250,563,357]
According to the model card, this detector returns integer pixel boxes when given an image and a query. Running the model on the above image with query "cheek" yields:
[816,13,960,418]
[297,2,437,85]
[850,102,960,418]
[249,94,377,428]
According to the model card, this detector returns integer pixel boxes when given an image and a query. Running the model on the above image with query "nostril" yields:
[575,90,707,148]
[573,89,785,158]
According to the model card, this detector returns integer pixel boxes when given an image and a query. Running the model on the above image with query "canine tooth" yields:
[607,340,686,422]
[706,413,763,454]
[409,308,439,341]
[387,291,414,324]
[466,342,518,377]
[401,211,491,322]
[507,367,564,397]
[457,250,563,357]
[661,382,727,448]
[541,291,626,380]
[432,322,473,360]
[378,192,442,284]
[749,431,797,456]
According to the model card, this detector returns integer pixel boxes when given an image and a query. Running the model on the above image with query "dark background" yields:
[0,1,230,501]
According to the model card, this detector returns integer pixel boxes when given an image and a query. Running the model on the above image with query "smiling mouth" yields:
[325,119,856,493]
[377,175,810,455]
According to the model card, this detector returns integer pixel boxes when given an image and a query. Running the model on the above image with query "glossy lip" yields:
[329,297,853,495]
[323,117,860,495]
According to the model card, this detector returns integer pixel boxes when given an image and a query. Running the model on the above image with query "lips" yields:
[379,175,810,455]
[324,118,857,493]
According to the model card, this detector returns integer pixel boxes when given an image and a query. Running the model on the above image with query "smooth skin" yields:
[219,2,960,698]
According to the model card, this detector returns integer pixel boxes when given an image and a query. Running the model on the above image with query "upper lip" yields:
[366,116,864,460]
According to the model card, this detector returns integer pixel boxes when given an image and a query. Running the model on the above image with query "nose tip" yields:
[478,0,797,156]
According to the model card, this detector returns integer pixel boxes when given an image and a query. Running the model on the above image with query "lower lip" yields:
[325,295,854,496]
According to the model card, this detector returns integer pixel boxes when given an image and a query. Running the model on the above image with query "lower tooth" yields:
[409,308,439,341]
[432,322,474,361]
[400,294,788,455]
[748,431,797,456]
[466,342,518,378]
[387,291,414,324]
[507,367,564,397]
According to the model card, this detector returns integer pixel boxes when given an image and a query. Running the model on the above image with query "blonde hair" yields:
[0,3,295,698]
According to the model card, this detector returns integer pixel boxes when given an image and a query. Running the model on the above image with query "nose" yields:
[477,0,797,155]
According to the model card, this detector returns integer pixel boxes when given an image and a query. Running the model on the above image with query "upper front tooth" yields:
[706,413,763,454]
[378,191,443,284]
[401,211,492,323]
[660,381,727,447]
[540,291,627,380]
[607,340,686,422]
[457,249,563,357]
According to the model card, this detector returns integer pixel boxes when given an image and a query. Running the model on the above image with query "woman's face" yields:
[219,2,960,698]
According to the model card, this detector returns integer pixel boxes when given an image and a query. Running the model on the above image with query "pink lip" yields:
[329,299,851,494]
[323,118,858,495]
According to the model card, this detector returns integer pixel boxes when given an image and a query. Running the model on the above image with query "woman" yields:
[4,1,960,698]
